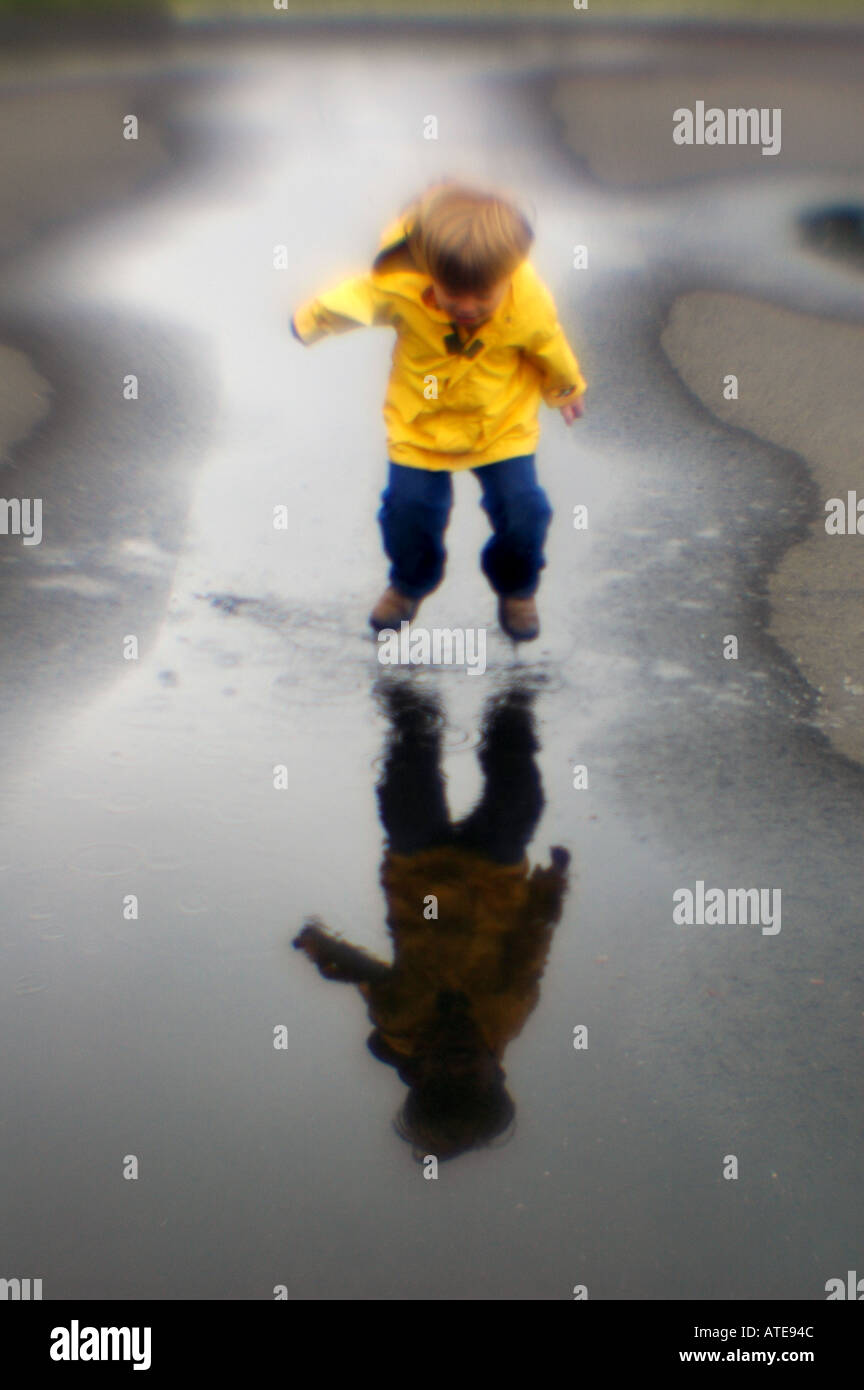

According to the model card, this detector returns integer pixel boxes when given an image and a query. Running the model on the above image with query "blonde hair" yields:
[402,180,534,295]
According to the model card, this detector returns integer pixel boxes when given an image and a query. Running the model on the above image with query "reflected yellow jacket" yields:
[291,213,587,471]
[358,845,569,1059]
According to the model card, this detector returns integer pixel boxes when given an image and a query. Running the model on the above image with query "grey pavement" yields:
[0,25,862,1300]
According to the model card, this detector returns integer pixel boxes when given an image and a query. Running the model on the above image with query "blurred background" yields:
[0,0,863,25]
[1,0,863,1305]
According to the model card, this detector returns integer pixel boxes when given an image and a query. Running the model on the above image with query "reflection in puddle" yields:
[66,842,144,876]
[294,677,572,1163]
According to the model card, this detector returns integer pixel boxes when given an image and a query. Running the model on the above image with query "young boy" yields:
[290,180,586,641]
[293,681,571,1161]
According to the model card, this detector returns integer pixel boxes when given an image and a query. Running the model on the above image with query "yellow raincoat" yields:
[357,845,569,1060]
[291,213,587,471]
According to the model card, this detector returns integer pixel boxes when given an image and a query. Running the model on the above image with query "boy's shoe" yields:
[369,585,421,632]
[498,595,540,642]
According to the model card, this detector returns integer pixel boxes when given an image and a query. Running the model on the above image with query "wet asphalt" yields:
[0,24,862,1300]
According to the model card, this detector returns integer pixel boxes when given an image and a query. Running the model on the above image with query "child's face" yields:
[429,275,510,327]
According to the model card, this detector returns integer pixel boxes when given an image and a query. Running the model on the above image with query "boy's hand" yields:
[293,917,391,985]
[293,916,328,956]
[559,395,584,425]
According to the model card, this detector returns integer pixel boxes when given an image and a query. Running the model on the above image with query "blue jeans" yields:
[377,455,552,601]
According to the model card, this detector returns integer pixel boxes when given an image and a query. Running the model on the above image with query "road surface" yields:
[1,20,862,1299]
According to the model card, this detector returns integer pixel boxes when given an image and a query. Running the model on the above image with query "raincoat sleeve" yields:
[522,281,588,407]
[506,860,569,982]
[291,272,394,346]
[486,861,570,1046]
